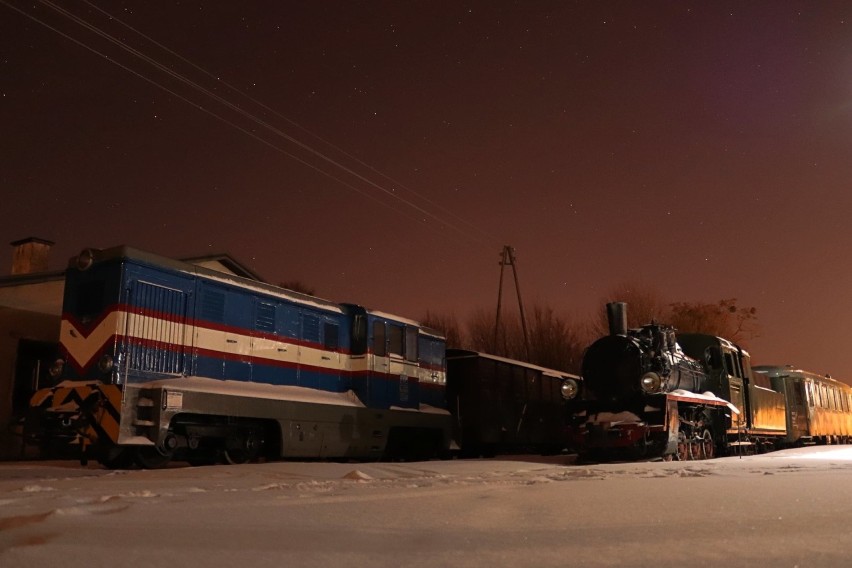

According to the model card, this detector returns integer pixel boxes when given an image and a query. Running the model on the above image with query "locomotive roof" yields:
[365,308,443,336]
[72,246,434,328]
[446,349,580,379]
[674,331,751,358]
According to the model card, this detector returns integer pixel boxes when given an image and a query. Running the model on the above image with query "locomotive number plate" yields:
[165,391,184,411]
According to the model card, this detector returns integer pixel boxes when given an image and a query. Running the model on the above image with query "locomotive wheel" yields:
[222,433,260,465]
[134,445,174,469]
[676,432,690,461]
[701,430,715,459]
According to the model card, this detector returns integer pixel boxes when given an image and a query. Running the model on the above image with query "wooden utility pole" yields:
[494,245,531,361]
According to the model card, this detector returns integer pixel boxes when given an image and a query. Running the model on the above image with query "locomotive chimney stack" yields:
[10,237,54,275]
[606,302,628,336]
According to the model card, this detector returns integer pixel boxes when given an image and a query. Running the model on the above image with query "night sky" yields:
[2,2,851,379]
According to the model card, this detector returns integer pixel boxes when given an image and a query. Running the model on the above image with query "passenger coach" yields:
[753,365,852,446]
[26,246,451,467]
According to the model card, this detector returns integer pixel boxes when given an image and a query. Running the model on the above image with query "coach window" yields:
[372,321,387,357]
[405,328,418,362]
[388,325,404,357]
[806,382,814,407]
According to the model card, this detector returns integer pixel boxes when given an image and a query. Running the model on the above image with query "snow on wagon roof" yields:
[446,349,580,380]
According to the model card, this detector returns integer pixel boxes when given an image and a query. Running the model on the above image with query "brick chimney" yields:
[10,237,55,275]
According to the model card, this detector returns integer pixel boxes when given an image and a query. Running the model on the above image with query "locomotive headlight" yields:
[98,354,114,373]
[76,248,95,271]
[560,378,579,400]
[640,372,663,393]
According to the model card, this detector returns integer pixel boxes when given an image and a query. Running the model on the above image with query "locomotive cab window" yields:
[723,352,737,377]
[323,323,339,351]
[405,327,418,362]
[705,347,723,370]
[372,321,387,357]
[76,280,107,321]
[388,324,404,357]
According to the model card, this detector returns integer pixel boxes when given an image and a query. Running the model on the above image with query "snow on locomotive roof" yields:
[74,246,438,331]
[446,349,580,379]
[75,245,346,313]
[366,308,435,330]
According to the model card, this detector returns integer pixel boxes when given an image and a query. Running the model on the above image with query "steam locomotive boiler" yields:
[569,303,746,460]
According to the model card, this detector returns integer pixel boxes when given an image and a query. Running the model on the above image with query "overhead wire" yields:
[8,0,495,245]
[78,0,496,244]
[0,0,399,213]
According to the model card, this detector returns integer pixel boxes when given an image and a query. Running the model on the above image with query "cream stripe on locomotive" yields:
[63,309,445,378]
[60,311,128,369]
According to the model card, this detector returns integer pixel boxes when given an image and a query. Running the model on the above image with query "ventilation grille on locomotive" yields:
[126,281,187,375]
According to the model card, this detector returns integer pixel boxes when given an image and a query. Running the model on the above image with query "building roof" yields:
[0,248,265,315]
[179,253,266,282]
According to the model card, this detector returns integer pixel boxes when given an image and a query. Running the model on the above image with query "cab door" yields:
[369,320,389,407]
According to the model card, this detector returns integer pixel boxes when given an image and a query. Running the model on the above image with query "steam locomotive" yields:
[568,302,852,460]
[23,246,580,468]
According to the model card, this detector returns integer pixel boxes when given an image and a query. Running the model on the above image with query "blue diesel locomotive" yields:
[25,246,451,468]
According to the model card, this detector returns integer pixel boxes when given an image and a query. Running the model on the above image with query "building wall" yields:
[0,307,61,459]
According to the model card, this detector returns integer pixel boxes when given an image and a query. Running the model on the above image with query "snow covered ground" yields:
[2,447,852,567]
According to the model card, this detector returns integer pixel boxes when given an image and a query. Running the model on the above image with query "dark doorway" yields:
[12,339,58,418]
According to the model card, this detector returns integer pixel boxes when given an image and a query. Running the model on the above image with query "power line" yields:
[78,0,494,243]
[7,0,497,245]
[1,0,406,216]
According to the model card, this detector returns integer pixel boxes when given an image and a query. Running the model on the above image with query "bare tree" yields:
[590,281,670,337]
[466,307,498,354]
[466,306,525,357]
[669,298,760,346]
[463,304,584,373]
[526,304,585,374]
[419,311,464,349]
